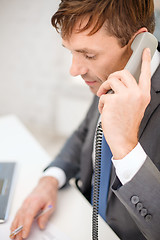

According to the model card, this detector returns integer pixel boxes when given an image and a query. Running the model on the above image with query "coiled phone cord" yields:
[92,121,103,240]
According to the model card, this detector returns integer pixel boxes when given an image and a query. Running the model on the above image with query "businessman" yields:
[11,1,160,240]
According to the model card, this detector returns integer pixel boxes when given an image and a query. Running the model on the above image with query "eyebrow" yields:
[62,44,98,54]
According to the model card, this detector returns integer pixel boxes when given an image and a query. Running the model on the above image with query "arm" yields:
[97,48,160,239]
[10,95,98,239]
[112,102,160,240]
[44,95,98,183]
[112,156,160,240]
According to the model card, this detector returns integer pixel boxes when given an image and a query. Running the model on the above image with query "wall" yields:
[0,0,93,140]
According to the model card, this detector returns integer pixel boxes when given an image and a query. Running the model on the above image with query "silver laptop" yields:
[0,162,16,223]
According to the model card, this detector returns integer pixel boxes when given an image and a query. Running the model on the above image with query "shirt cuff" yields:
[42,167,67,189]
[112,143,147,185]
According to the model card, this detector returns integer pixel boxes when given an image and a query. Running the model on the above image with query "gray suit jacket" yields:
[46,44,160,240]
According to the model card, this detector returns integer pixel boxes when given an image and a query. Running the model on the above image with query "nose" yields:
[70,55,88,77]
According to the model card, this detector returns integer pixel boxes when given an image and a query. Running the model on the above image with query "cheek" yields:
[94,62,111,82]
[88,55,119,82]
[98,57,124,81]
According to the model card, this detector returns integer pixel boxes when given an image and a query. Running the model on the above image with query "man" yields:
[10,1,160,240]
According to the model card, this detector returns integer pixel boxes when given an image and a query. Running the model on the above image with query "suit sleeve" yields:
[44,96,98,183]
[112,157,160,240]
[111,102,160,240]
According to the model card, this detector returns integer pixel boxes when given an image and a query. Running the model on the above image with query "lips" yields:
[85,80,97,86]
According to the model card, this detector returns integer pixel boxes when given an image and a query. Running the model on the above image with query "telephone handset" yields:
[107,32,158,94]
[125,32,158,83]
[92,32,158,240]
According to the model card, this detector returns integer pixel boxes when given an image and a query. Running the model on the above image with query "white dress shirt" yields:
[43,49,160,188]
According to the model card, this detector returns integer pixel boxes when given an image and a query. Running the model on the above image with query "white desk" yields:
[0,115,120,240]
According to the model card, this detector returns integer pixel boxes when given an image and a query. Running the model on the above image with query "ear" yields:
[129,27,148,46]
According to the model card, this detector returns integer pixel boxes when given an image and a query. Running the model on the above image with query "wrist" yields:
[39,176,59,190]
[111,139,138,160]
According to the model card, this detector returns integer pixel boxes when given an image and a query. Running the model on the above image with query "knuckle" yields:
[130,90,142,105]
[23,219,32,232]
[15,234,22,240]
[23,224,30,234]
[144,93,151,106]
[108,72,114,79]
[136,90,142,100]
[10,225,16,232]
[123,69,130,76]
[136,90,151,107]
[100,94,105,102]
[26,211,34,219]
[108,72,118,80]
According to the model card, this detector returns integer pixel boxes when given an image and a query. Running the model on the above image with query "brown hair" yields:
[51,0,155,46]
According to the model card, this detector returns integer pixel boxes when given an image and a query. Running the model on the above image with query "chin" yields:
[89,86,98,95]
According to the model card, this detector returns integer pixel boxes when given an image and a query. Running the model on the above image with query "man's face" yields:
[62,20,132,94]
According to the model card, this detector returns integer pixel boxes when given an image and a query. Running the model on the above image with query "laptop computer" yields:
[0,162,16,223]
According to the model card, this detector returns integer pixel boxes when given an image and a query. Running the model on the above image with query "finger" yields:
[15,232,23,240]
[10,217,18,233]
[10,214,31,240]
[37,204,55,230]
[10,219,23,240]
[109,69,138,88]
[139,48,151,93]
[99,76,127,97]
[98,95,105,114]
[22,202,43,239]
[98,94,110,114]
[21,216,34,239]
[97,80,111,97]
[10,214,24,239]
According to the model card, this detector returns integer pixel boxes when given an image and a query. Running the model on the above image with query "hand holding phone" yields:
[107,32,158,95]
[97,32,158,159]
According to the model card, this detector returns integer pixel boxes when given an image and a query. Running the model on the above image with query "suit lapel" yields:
[81,96,100,192]
[139,63,160,138]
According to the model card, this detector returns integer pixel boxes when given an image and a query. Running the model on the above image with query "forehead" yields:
[62,21,119,53]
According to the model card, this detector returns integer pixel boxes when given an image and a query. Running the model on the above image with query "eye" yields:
[85,54,96,60]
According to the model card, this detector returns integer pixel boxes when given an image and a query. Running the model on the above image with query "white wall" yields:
[0,0,93,138]
[155,0,160,40]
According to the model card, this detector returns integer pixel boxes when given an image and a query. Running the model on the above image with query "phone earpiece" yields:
[107,32,158,94]
[125,32,158,83]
